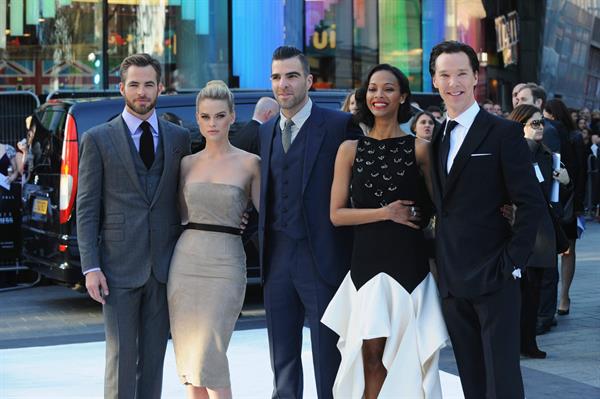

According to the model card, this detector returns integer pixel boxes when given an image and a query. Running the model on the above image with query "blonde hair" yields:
[196,80,234,112]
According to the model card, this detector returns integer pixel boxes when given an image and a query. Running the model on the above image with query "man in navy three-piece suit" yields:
[258,46,361,399]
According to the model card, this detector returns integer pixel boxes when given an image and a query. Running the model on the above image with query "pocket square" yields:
[471,153,492,157]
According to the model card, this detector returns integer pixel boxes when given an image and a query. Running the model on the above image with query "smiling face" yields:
[119,65,162,119]
[366,70,407,121]
[432,51,478,119]
[196,99,235,142]
[414,113,435,141]
[271,56,312,119]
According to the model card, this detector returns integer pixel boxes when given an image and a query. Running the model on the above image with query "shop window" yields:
[2,1,103,93]
[305,0,353,88]
[378,0,422,90]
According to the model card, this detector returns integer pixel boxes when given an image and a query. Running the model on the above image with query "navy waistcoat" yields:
[268,121,307,239]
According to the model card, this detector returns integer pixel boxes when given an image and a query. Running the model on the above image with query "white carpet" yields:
[0,328,464,398]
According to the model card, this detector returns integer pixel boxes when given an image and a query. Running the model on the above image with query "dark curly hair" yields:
[355,64,412,128]
[429,40,479,76]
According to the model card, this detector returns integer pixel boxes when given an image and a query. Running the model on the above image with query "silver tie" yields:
[282,119,294,153]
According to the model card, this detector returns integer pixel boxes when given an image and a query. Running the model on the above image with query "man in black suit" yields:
[231,96,279,155]
[429,41,544,399]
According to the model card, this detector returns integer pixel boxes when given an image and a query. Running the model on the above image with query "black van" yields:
[20,90,351,289]
[21,89,441,290]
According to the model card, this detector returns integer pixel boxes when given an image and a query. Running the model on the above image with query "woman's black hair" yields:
[544,98,577,132]
[410,111,435,134]
[507,104,540,125]
[355,64,412,128]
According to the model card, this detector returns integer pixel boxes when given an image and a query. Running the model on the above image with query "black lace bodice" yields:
[349,135,429,292]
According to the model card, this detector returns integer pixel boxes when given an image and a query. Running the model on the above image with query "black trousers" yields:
[442,279,524,399]
[537,266,559,328]
[520,268,545,351]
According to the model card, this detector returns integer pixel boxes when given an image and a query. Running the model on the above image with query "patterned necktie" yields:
[281,119,295,153]
[139,121,155,169]
[440,120,458,175]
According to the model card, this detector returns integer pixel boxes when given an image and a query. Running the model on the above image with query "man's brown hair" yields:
[519,83,547,106]
[119,53,162,83]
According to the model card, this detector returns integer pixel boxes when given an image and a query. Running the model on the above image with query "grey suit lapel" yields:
[107,116,148,202]
[150,119,173,207]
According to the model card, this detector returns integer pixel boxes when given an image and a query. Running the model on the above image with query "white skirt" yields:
[321,272,449,398]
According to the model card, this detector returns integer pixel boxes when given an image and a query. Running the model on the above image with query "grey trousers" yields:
[103,273,170,399]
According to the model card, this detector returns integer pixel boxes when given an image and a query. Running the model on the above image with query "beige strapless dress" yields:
[167,182,247,388]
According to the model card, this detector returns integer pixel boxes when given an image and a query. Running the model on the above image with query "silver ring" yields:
[410,206,416,216]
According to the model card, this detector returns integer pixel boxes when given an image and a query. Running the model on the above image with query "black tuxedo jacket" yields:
[231,119,261,155]
[431,109,544,298]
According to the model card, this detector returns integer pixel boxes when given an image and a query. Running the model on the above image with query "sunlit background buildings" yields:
[1,0,599,109]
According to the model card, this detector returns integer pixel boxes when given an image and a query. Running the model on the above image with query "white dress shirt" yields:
[121,108,159,151]
[445,101,480,173]
[278,98,313,144]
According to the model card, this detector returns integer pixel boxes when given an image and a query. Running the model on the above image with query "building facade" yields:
[1,0,598,109]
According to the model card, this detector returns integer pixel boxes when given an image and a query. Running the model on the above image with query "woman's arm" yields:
[8,157,19,182]
[249,155,261,210]
[415,138,433,198]
[178,155,192,224]
[330,140,420,228]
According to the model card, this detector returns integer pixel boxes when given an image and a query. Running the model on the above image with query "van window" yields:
[31,107,66,175]
[314,101,343,111]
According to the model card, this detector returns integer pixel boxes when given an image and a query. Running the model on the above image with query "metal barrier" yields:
[0,91,40,146]
[0,91,41,289]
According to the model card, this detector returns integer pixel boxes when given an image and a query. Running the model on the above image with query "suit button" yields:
[282,222,288,227]
[283,208,288,213]
[283,194,288,199]
[283,165,288,170]
[283,180,288,185]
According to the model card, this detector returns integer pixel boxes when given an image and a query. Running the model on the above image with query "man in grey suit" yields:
[77,53,190,399]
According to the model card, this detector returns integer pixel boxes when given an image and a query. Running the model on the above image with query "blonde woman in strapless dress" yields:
[167,81,260,399]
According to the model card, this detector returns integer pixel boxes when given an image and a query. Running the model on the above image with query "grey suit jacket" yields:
[77,115,191,288]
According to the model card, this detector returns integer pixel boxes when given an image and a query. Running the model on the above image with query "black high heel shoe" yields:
[521,348,547,359]
[558,298,570,315]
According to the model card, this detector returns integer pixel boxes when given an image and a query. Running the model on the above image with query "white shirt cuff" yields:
[512,268,522,279]
[84,268,101,275]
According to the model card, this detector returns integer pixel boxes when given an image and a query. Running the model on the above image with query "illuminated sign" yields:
[495,11,519,66]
